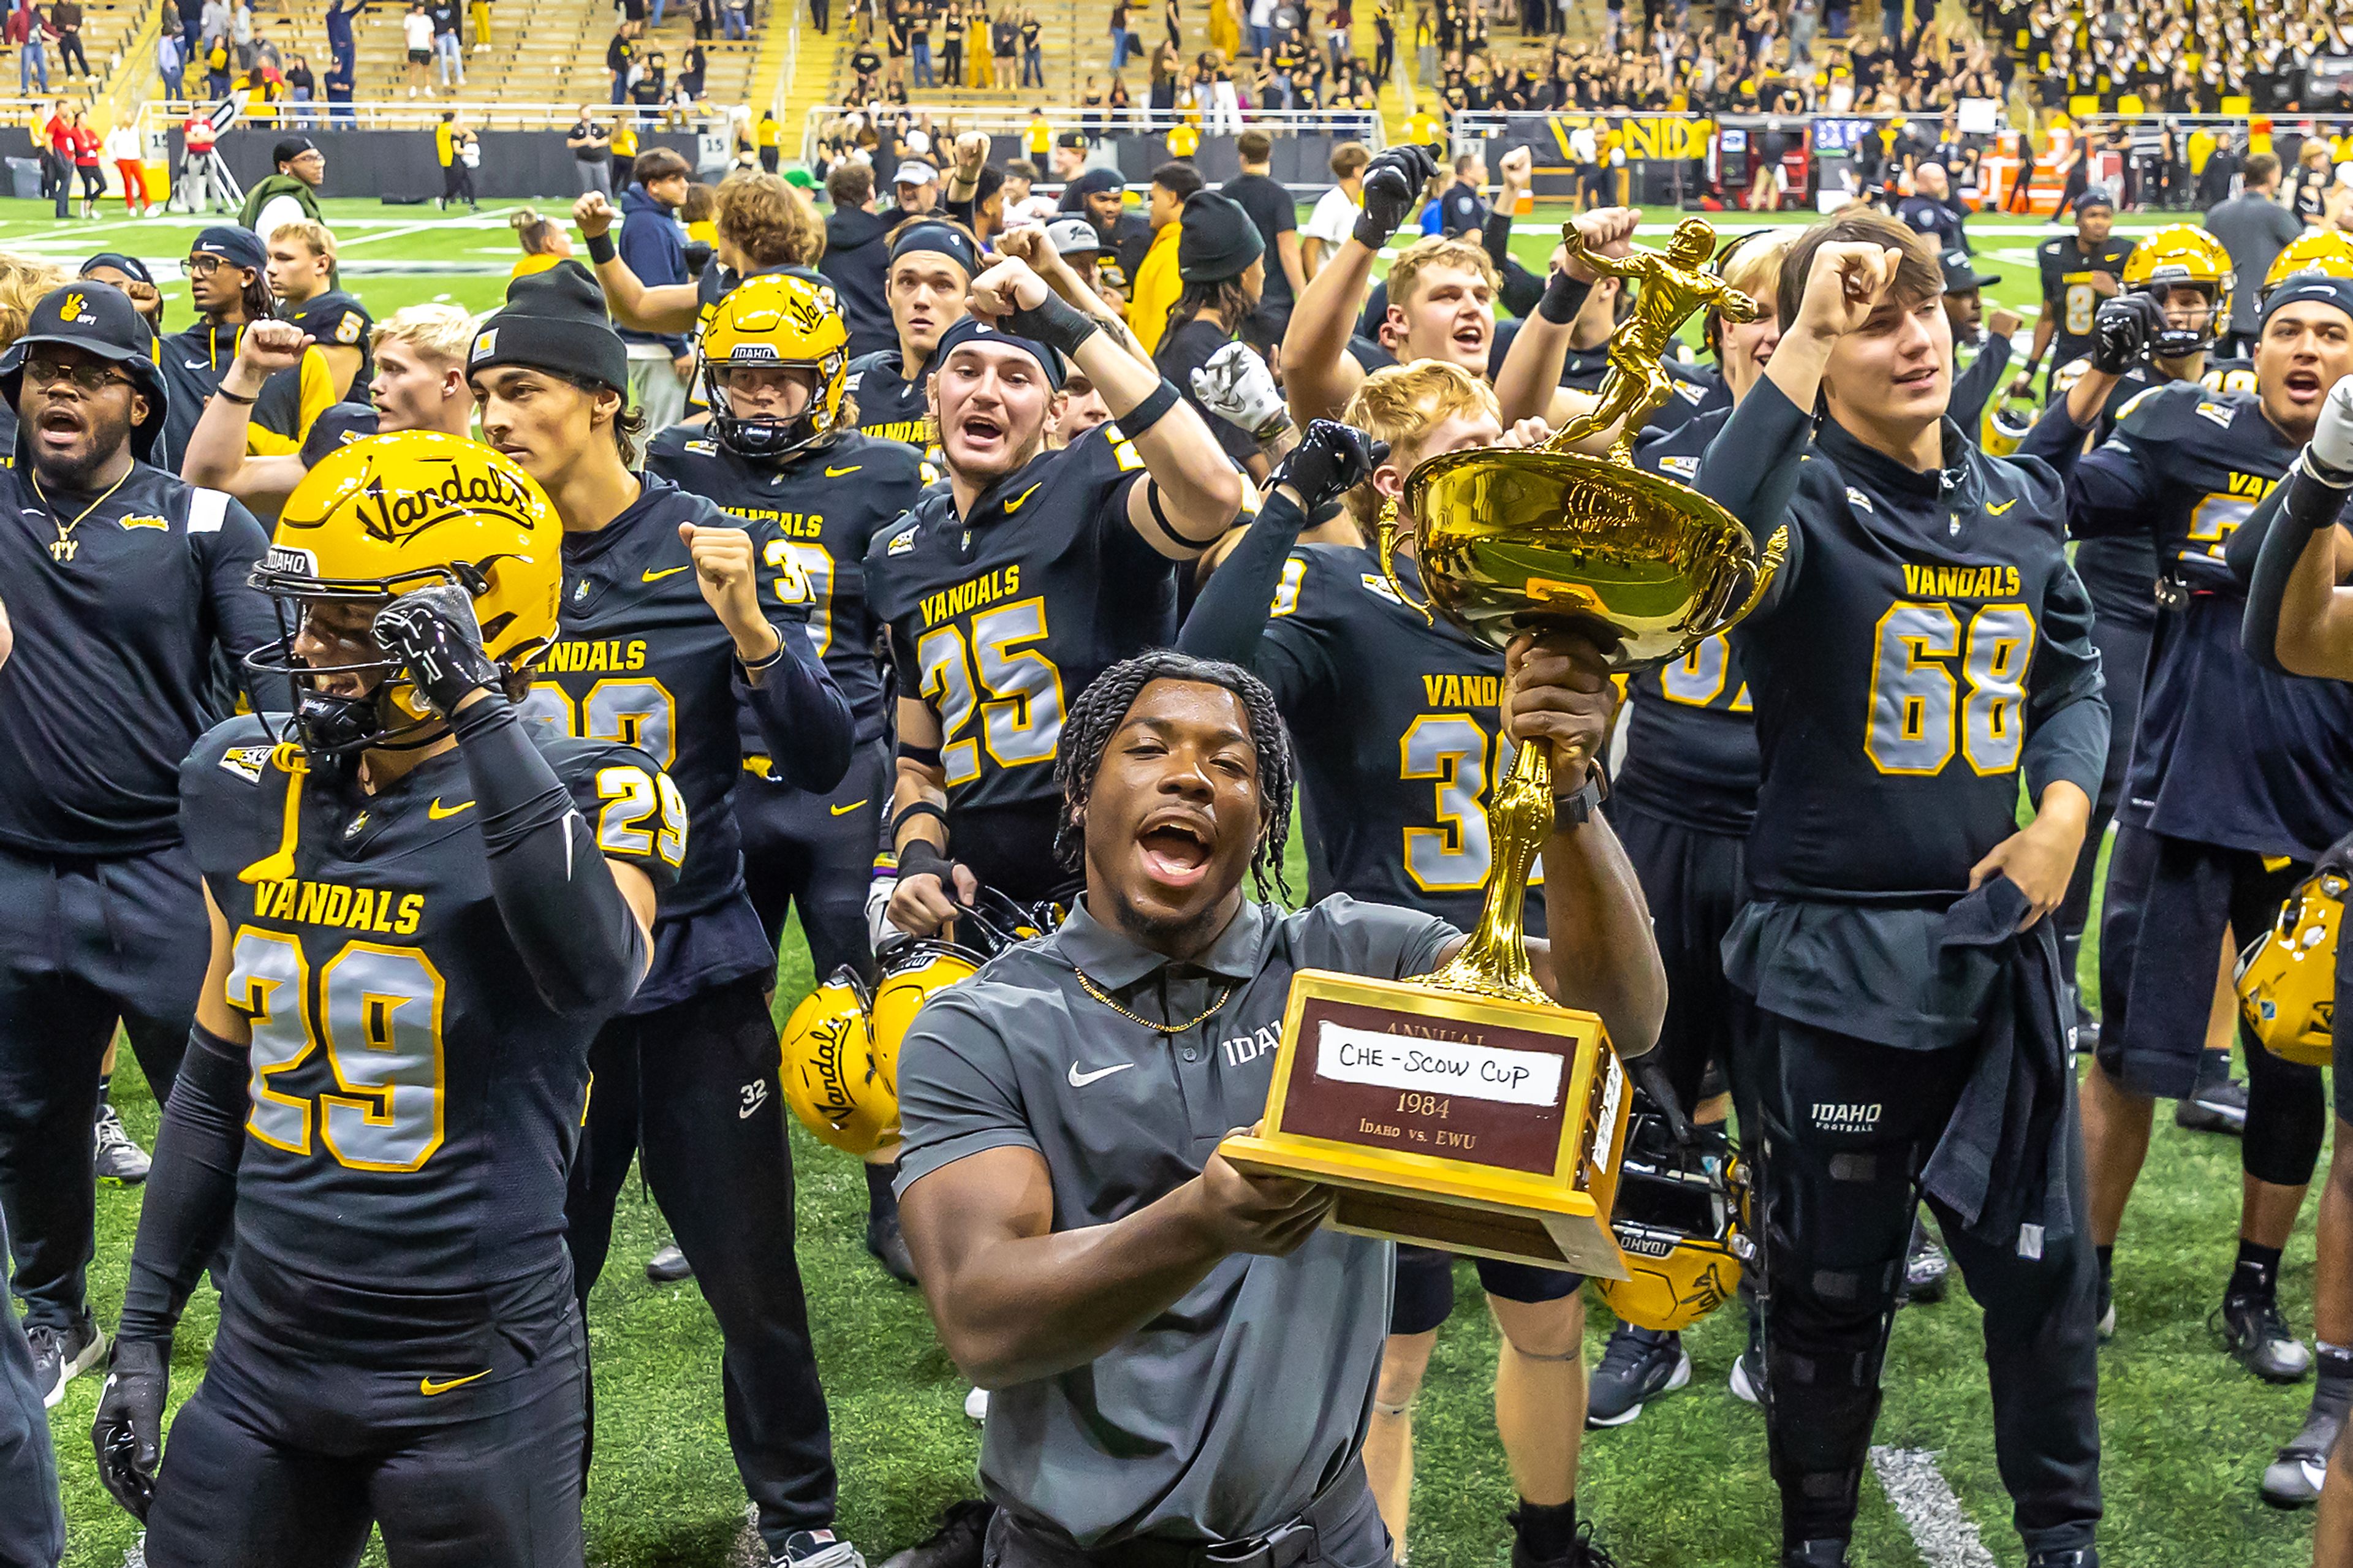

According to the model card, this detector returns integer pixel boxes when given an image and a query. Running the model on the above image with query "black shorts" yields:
[407,46,431,61]
[1390,1243,1579,1335]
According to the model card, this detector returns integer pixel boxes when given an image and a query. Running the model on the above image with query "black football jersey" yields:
[2034,234,2135,373]
[846,348,933,449]
[865,425,1167,835]
[1727,416,2105,900]
[284,286,376,399]
[2200,354,2257,396]
[1251,543,1542,934]
[298,401,379,469]
[1639,362,1732,437]
[645,425,925,748]
[2058,382,2353,857]
[1623,407,1759,835]
[179,716,678,1341]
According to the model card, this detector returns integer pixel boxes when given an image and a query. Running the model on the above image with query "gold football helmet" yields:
[781,969,898,1155]
[2121,224,2233,357]
[248,431,561,758]
[2236,866,2345,1069]
[1593,1114,1749,1334]
[1980,393,2041,458]
[2264,229,2353,297]
[702,271,851,462]
[868,942,982,1102]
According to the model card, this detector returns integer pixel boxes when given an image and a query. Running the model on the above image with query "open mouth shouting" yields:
[1135,809,1216,895]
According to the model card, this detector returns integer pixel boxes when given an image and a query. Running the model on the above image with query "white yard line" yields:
[1870,1446,1999,1568]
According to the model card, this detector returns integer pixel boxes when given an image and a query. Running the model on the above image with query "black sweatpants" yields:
[1752,1012,2101,1557]
[563,974,837,1553]
[2097,824,2324,1186]
[0,844,207,1331]
[1611,798,1752,1121]
[0,1206,61,1568]
[2055,538,2156,966]
[740,737,887,986]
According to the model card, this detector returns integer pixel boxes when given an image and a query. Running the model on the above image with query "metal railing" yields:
[801,100,1386,162]
[136,96,743,138]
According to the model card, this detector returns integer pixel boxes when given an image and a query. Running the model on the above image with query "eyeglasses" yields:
[23,358,132,393]
[186,254,236,277]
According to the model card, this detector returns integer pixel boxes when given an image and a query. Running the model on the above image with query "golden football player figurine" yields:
[1552,216,1760,464]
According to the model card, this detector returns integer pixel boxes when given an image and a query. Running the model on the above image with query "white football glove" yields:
[1189,341,1292,444]
[2312,374,2353,483]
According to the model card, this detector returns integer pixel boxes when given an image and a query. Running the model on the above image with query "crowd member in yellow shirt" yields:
[1126,159,1202,354]
[1025,108,1051,160]
[1167,120,1200,160]
[1401,105,1442,148]
[756,108,781,173]
[509,205,575,278]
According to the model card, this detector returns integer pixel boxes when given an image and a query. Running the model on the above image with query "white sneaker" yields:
[963,1385,988,1422]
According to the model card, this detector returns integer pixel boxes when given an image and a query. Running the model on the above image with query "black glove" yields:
[1271,419,1387,515]
[895,838,964,897]
[374,585,502,719]
[92,1337,168,1522]
[2089,292,2167,375]
[1628,1052,1694,1147]
[1354,143,1439,250]
[682,240,715,278]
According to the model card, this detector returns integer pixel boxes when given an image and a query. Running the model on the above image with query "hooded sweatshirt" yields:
[616,181,689,356]
[820,202,897,362]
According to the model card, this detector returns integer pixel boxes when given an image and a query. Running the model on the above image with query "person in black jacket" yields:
[820,161,896,360]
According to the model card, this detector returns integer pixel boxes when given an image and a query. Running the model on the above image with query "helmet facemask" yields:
[2140,278,2223,362]
[707,350,846,464]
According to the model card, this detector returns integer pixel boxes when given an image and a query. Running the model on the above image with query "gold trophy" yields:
[1220,216,1786,1277]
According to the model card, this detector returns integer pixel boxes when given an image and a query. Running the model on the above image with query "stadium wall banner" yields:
[945,130,1360,186]
[190,129,707,202]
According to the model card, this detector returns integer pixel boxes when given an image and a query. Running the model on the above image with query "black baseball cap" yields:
[272,136,319,166]
[0,283,170,459]
[1940,248,1999,293]
[2072,190,2115,216]
[191,224,268,273]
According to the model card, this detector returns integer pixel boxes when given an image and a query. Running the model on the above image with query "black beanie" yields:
[1176,190,1265,284]
[467,260,629,391]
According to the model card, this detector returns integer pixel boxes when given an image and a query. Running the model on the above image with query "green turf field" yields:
[21,197,2328,1567]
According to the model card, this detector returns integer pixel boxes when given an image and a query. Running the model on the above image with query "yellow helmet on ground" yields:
[1594,1115,1749,1333]
[2235,865,2347,1068]
[249,431,561,758]
[702,271,851,463]
[1981,393,2041,457]
[781,969,898,1155]
[2264,229,2353,297]
[2121,224,2234,357]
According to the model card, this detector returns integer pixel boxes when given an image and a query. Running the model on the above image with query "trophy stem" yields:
[1422,738,1555,1006]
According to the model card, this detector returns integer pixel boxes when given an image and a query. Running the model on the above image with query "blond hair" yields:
[0,256,70,354]
[268,219,337,260]
[371,302,476,365]
[1339,360,1499,528]
[1384,235,1498,312]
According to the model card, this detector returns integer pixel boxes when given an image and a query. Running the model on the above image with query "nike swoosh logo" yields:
[1067,1061,1135,1088]
[1987,498,2018,514]
[427,798,475,820]
[183,357,208,368]
[419,1369,491,1396]
[830,798,868,816]
[1002,481,1044,513]
[824,464,862,477]
[642,564,692,582]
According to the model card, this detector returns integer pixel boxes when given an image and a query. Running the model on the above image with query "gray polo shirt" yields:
[2206,191,2306,335]
[896,892,1457,1550]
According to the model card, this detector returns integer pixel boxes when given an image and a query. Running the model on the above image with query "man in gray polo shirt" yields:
[895,611,1668,1567]
[2207,152,2304,357]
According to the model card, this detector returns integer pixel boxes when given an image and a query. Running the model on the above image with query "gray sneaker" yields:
[1585,1325,1689,1427]
[2221,1293,2315,1384]
[93,1102,150,1187]
[27,1312,105,1408]
[2263,1383,2351,1508]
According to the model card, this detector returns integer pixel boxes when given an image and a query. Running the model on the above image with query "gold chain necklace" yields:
[1072,966,1235,1036]
[31,469,131,564]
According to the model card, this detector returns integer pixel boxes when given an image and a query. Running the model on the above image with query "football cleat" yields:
[93,1102,149,1186]
[2261,1388,2347,1509]
[2096,1276,2116,1342]
[1510,1520,1620,1568]
[1783,1541,1850,1568]
[963,1385,988,1423]
[2025,1550,2098,1568]
[866,1206,917,1286]
[2177,1077,2248,1136]
[27,1311,105,1409]
[1898,1218,1949,1306]
[1585,1325,1690,1428]
[775,1529,866,1568]
[1730,1311,1765,1406]
[880,1501,993,1568]
[645,1243,692,1284]
[2221,1293,2315,1383]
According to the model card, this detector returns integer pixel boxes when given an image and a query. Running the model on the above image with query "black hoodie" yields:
[820,203,898,362]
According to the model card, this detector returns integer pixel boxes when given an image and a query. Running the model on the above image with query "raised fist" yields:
[1271,418,1386,513]
[1354,143,1439,249]
[2089,292,2166,375]
[1190,341,1290,443]
[374,584,501,718]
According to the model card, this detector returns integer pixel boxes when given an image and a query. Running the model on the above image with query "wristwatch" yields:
[1553,762,1607,828]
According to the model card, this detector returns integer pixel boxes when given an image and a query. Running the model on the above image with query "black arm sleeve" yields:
[2238,463,2353,673]
[1482,208,1545,319]
[1176,485,1312,666]
[447,697,650,1018]
[1948,337,2013,433]
[1694,373,1811,555]
[117,1023,248,1344]
[2018,395,2158,539]
[741,618,856,792]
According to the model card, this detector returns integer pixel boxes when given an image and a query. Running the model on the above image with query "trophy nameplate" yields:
[1221,970,1632,1279]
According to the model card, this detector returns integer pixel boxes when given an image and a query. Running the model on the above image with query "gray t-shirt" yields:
[896,893,1457,1550]
[2205,192,2305,334]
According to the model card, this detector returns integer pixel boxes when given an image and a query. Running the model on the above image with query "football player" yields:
[2027,278,2353,1491]
[847,219,978,447]
[159,226,338,470]
[0,282,278,1406]
[91,432,671,1565]
[2010,191,2134,404]
[644,271,928,1280]
[1694,213,2109,1568]
[1178,384,1627,1568]
[264,219,375,404]
[866,254,1245,937]
[466,261,865,1568]
[180,302,479,517]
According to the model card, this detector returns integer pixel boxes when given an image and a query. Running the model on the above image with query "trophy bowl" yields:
[1400,445,1768,669]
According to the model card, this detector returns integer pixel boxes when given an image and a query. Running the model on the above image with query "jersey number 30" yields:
[1866,602,2036,775]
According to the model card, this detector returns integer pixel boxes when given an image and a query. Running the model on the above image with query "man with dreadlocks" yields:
[892,646,1666,1568]
[160,226,338,471]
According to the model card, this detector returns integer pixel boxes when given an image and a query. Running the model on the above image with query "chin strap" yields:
[239,744,311,884]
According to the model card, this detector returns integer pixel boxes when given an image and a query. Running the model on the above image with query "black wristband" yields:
[1007,289,1103,358]
[896,838,958,887]
[586,230,618,265]
[1552,761,1608,825]
[1537,270,1593,325]
[212,384,259,407]
[1121,379,1182,438]
[890,799,947,843]
[896,739,942,767]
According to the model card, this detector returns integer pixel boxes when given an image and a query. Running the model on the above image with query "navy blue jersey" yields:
[1250,543,1541,934]
[2048,357,2176,445]
[846,348,933,449]
[1715,404,2107,900]
[2052,382,2353,858]
[298,401,379,470]
[2200,354,2257,396]
[645,425,924,748]
[1623,407,1759,835]
[2034,234,2135,374]
[284,286,376,397]
[0,463,274,857]
[866,426,1166,827]
[180,717,676,1348]
[1640,361,1731,437]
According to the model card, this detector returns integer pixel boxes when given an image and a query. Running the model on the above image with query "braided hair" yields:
[1053,651,1295,905]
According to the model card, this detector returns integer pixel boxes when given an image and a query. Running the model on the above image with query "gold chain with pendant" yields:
[32,469,131,564]
[1073,967,1235,1035]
